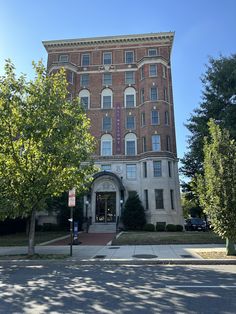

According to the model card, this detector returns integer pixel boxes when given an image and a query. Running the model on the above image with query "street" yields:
[0,262,236,313]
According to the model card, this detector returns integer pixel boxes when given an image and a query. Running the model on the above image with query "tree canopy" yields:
[0,60,96,254]
[181,54,236,183]
[196,120,236,255]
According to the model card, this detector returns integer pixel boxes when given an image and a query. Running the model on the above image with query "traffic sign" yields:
[68,188,76,207]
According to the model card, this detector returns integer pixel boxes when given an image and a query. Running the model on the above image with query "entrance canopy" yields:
[92,171,125,191]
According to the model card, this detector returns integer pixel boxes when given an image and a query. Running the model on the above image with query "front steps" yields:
[88,223,116,233]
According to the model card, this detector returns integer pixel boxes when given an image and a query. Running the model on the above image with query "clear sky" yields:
[1,0,236,165]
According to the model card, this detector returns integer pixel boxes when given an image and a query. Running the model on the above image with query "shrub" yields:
[156,222,166,232]
[176,224,183,232]
[122,192,146,230]
[166,224,177,232]
[143,223,155,232]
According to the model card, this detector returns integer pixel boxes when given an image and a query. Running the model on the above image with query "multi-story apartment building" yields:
[43,32,183,232]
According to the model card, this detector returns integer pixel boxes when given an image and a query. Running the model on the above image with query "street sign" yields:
[68,188,76,207]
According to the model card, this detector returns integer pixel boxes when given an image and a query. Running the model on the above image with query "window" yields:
[162,65,167,78]
[142,136,147,152]
[125,51,134,64]
[151,110,159,125]
[126,116,135,129]
[103,73,112,86]
[153,161,162,177]
[152,135,161,151]
[67,71,74,84]
[124,87,136,108]
[143,162,147,178]
[125,71,135,84]
[125,133,137,156]
[101,88,113,109]
[149,64,157,77]
[59,54,68,62]
[101,134,112,156]
[101,164,111,171]
[140,88,144,104]
[170,190,174,209]
[102,116,112,131]
[144,190,149,210]
[168,161,172,177]
[81,54,90,66]
[80,74,89,87]
[140,66,144,80]
[150,87,158,101]
[155,189,164,209]
[166,135,171,151]
[165,111,169,125]
[148,48,158,56]
[81,97,88,110]
[126,164,137,180]
[141,112,146,126]
[103,52,112,65]
[79,89,90,110]
[164,88,168,101]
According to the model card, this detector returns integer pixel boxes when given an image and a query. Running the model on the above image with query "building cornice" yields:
[42,32,175,51]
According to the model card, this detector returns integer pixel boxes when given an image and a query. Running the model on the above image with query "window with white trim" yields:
[79,89,90,110]
[141,112,146,126]
[151,110,159,125]
[125,133,137,156]
[81,54,90,66]
[144,189,149,210]
[149,64,157,77]
[153,161,162,177]
[124,87,136,108]
[101,88,113,109]
[148,48,158,56]
[150,87,158,101]
[162,65,167,78]
[59,54,69,62]
[170,190,174,209]
[165,111,170,125]
[80,74,89,87]
[152,134,161,151]
[101,164,111,171]
[125,71,135,84]
[126,116,135,129]
[102,116,112,131]
[103,52,112,65]
[125,51,134,64]
[101,134,112,156]
[103,73,112,86]
[140,88,145,104]
[126,164,137,180]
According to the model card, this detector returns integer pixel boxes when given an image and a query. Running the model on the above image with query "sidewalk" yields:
[1,243,236,265]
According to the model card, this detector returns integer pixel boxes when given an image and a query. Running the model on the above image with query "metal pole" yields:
[70,206,73,257]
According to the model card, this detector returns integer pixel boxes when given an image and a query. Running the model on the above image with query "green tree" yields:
[0,60,95,255]
[196,120,236,255]
[122,192,146,230]
[181,54,236,197]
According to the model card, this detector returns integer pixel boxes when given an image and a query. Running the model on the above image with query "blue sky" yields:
[1,0,236,165]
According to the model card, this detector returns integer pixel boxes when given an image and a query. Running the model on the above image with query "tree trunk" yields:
[28,208,36,256]
[226,238,236,256]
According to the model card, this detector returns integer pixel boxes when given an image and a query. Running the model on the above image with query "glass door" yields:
[96,192,116,223]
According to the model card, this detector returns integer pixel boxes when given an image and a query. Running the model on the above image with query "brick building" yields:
[43,32,183,232]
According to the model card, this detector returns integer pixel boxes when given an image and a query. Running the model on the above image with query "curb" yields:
[0,258,236,266]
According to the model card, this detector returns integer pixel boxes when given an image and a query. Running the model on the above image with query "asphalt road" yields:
[0,262,236,313]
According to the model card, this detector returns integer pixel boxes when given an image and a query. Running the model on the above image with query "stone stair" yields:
[88,223,116,233]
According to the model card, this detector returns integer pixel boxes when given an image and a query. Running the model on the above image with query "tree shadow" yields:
[0,262,236,313]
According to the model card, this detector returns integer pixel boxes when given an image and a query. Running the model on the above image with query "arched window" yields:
[101,88,113,109]
[124,87,136,108]
[125,133,137,156]
[101,134,112,156]
[79,89,90,110]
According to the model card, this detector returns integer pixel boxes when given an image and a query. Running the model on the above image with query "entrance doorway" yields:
[95,192,116,223]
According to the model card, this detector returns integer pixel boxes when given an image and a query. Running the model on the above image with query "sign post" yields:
[68,188,76,257]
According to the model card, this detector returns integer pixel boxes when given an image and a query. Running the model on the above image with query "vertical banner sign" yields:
[68,188,76,207]
[115,103,121,154]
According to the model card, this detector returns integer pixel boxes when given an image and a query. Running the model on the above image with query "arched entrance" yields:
[87,171,125,232]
